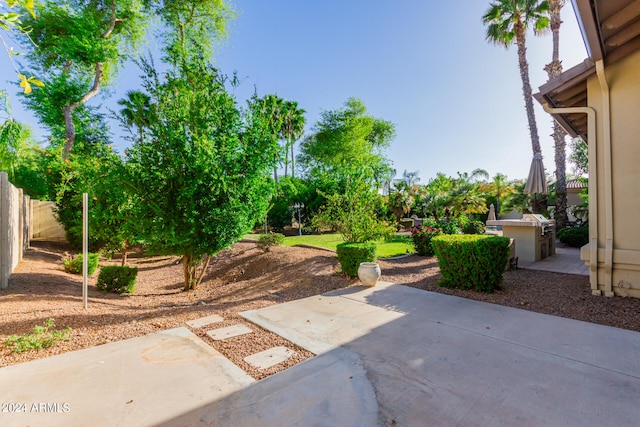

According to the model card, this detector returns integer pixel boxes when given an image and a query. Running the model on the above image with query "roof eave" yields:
[571,0,604,61]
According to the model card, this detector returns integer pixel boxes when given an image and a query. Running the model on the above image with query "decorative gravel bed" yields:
[2,240,640,377]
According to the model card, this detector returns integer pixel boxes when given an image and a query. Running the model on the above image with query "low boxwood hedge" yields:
[432,234,510,292]
[558,226,589,247]
[96,266,138,294]
[336,242,377,277]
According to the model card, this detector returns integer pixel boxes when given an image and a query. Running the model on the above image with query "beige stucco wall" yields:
[31,200,66,241]
[566,188,584,208]
[583,49,640,297]
[0,173,24,289]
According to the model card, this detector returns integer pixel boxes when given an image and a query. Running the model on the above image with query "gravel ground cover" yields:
[2,240,639,379]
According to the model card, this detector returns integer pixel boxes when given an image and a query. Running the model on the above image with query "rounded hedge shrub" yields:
[63,253,100,275]
[432,234,510,292]
[558,226,589,247]
[96,266,138,294]
[336,242,377,277]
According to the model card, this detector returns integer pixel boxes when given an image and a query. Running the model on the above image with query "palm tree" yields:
[544,0,568,228]
[483,0,550,158]
[480,173,515,218]
[280,100,306,178]
[118,90,154,144]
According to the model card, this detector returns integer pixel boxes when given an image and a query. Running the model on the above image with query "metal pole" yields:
[297,206,302,236]
[82,193,88,309]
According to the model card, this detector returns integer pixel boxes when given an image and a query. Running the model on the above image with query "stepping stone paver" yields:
[207,324,253,341]
[244,346,296,370]
[186,314,224,329]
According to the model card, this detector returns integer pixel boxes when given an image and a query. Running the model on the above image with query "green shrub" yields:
[336,242,377,277]
[432,234,510,292]
[257,232,285,251]
[463,220,486,235]
[63,252,100,275]
[422,217,463,235]
[96,266,138,294]
[558,226,589,247]
[4,318,72,353]
[411,226,443,256]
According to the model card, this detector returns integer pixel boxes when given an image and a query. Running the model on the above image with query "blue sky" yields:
[2,0,588,183]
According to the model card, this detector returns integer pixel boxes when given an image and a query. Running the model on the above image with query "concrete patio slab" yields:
[0,328,254,427]
[186,314,224,329]
[163,346,380,427]
[4,281,640,426]
[243,346,295,370]
[206,324,253,341]
[238,281,640,426]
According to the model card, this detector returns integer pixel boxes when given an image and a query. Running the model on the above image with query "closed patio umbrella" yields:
[488,203,496,221]
[523,153,548,195]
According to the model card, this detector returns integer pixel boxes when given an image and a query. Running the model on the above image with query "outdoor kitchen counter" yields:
[487,216,556,263]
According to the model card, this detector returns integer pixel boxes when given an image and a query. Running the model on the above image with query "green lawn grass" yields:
[244,233,414,258]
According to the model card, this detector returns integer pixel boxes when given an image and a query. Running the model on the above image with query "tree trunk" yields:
[546,0,569,229]
[284,140,289,178]
[182,253,211,291]
[61,2,118,159]
[515,22,542,157]
[120,242,128,267]
[290,139,295,178]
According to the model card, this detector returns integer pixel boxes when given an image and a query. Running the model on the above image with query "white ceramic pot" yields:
[358,262,381,287]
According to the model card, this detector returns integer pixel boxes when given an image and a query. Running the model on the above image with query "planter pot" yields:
[358,262,381,287]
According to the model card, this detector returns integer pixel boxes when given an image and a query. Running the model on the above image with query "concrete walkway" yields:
[3,282,639,426]
[519,244,589,275]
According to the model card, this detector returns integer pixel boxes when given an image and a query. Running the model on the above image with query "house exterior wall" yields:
[583,49,640,297]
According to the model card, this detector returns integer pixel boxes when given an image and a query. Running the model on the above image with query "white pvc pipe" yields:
[595,60,614,296]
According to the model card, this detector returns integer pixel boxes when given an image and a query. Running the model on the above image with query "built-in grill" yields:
[522,214,554,236]
[487,214,556,263]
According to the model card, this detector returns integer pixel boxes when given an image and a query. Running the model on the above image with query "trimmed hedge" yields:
[96,266,138,294]
[336,242,377,277]
[63,253,100,275]
[432,234,510,292]
[558,226,589,247]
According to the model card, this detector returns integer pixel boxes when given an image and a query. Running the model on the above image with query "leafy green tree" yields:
[483,0,549,159]
[150,0,234,68]
[1,0,42,93]
[569,137,588,175]
[312,175,393,243]
[22,0,147,158]
[298,97,394,185]
[125,63,279,290]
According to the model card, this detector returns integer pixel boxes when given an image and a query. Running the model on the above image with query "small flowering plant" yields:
[411,225,443,256]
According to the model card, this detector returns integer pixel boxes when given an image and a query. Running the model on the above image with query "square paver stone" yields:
[186,314,224,329]
[207,324,253,340]
[244,346,296,370]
